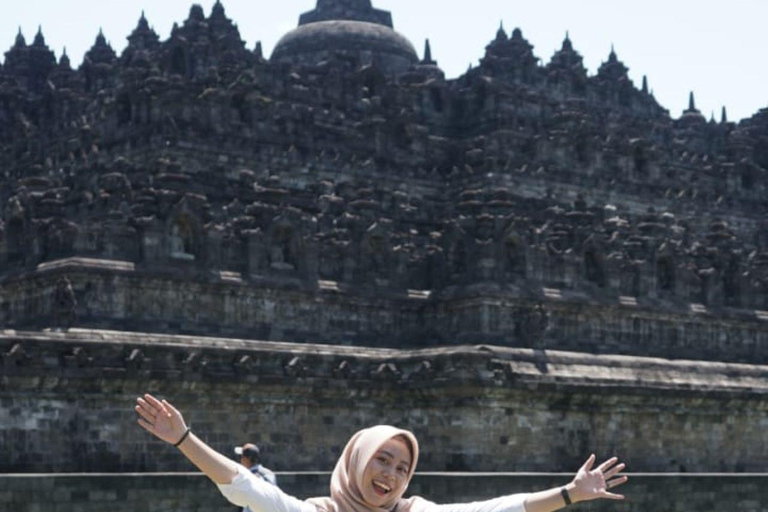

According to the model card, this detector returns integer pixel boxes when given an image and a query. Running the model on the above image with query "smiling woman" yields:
[361,436,413,506]
[135,394,627,512]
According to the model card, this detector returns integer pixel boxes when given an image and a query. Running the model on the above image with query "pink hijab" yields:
[308,425,420,512]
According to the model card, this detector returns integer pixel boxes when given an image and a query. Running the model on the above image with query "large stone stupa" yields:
[271,0,418,74]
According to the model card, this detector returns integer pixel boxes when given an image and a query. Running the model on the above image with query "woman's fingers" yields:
[135,404,155,423]
[136,396,159,417]
[144,394,165,413]
[136,396,152,412]
[143,394,169,415]
[603,462,626,479]
[579,453,596,472]
[600,491,625,500]
[135,398,157,421]
[596,457,619,472]
[137,418,153,432]
[606,476,629,488]
[140,394,175,424]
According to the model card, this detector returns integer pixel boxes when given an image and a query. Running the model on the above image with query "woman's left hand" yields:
[135,394,189,446]
[568,454,628,502]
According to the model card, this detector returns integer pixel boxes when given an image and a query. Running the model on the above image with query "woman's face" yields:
[360,436,412,507]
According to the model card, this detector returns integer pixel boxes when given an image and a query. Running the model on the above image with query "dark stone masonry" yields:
[2,472,767,512]
[2,330,767,474]
[1,0,767,510]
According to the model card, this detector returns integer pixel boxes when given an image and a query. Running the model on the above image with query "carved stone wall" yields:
[3,263,768,362]
[2,331,766,474]
[1,473,766,512]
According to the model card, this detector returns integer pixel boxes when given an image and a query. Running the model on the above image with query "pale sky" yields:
[2,0,766,122]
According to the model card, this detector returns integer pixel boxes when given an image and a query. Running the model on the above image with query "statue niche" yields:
[268,218,297,271]
[117,93,132,125]
[656,255,675,292]
[53,276,77,329]
[722,253,742,306]
[170,46,188,77]
[361,222,392,284]
[503,231,527,279]
[42,219,79,262]
[6,217,26,264]
[5,196,28,265]
[583,245,606,287]
[168,215,198,261]
[448,239,468,283]
[515,302,550,347]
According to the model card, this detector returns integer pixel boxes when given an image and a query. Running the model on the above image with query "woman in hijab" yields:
[135,394,627,512]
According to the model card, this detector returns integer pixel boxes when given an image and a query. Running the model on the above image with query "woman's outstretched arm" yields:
[523,454,627,512]
[135,393,239,485]
[135,393,316,512]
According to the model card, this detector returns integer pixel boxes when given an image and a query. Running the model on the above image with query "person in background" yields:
[236,442,277,486]
[235,442,277,512]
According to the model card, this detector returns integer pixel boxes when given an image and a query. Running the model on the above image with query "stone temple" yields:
[1,1,768,511]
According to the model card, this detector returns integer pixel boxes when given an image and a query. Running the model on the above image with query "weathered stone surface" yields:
[3,472,767,512]
[1,329,767,474]
[1,3,767,358]
[1,4,767,507]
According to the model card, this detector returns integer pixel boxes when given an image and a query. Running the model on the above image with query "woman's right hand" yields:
[135,394,189,445]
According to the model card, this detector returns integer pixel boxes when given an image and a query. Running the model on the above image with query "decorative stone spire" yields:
[422,38,435,65]
[547,32,585,75]
[84,28,117,65]
[207,0,239,36]
[211,0,226,20]
[608,44,617,63]
[685,91,699,113]
[254,41,264,60]
[121,11,160,68]
[187,4,206,23]
[481,24,538,81]
[59,47,71,69]
[50,45,77,89]
[299,0,393,27]
[126,10,160,50]
[401,36,444,83]
[680,91,705,122]
[641,75,648,94]
[14,27,26,48]
[597,45,628,81]
[495,21,507,42]
[721,106,728,124]
[32,26,46,47]
[4,25,56,90]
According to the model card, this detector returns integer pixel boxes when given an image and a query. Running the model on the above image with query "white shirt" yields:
[218,465,529,512]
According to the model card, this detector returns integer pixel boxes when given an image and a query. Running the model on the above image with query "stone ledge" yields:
[36,257,136,272]
[2,329,768,397]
